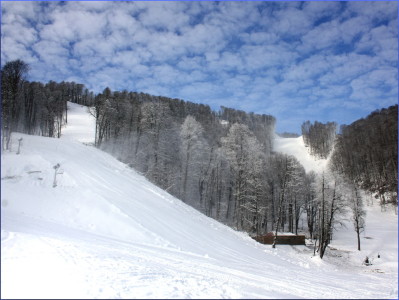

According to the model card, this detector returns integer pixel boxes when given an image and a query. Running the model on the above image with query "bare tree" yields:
[350,185,366,251]
[222,123,265,231]
[1,60,30,150]
[314,171,347,259]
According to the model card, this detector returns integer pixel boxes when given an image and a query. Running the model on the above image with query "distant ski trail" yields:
[273,135,328,173]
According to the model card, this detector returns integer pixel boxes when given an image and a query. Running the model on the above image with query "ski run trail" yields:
[1,102,397,299]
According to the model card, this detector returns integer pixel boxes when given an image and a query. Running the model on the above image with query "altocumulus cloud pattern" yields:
[1,1,397,132]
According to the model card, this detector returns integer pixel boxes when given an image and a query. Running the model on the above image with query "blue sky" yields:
[1,1,397,133]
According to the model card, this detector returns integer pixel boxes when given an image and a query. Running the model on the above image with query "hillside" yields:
[1,102,397,299]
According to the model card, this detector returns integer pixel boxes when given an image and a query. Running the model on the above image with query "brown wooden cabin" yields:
[253,232,305,245]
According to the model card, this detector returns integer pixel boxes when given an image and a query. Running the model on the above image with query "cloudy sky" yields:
[1,1,397,133]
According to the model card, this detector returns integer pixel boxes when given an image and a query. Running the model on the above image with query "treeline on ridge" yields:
[330,105,398,206]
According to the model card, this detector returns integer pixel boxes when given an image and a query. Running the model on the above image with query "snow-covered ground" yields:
[1,102,397,299]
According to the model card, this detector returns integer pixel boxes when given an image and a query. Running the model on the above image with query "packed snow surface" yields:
[1,103,397,299]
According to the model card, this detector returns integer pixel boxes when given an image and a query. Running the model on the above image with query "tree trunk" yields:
[182,148,190,200]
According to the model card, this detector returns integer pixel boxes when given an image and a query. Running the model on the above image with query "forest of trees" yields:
[278,132,300,138]
[301,120,337,158]
[91,87,284,234]
[330,105,398,208]
[2,59,397,257]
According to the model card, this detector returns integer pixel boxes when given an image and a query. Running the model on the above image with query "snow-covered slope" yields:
[1,103,397,299]
[274,135,328,173]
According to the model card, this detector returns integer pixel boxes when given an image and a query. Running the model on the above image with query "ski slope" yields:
[1,103,397,299]
[274,135,328,173]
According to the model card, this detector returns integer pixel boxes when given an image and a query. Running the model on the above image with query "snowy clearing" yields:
[1,103,397,299]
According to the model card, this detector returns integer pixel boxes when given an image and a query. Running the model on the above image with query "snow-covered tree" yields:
[271,154,305,247]
[180,115,208,203]
[222,123,265,231]
[139,101,174,186]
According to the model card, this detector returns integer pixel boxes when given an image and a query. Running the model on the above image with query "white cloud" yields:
[1,37,38,64]
[42,9,107,41]
[67,1,115,12]
[1,1,38,23]
[272,7,313,37]
[107,9,141,33]
[177,55,204,71]
[182,23,227,54]
[32,40,69,63]
[240,31,279,45]
[284,54,331,81]
[350,67,398,104]
[1,23,38,46]
[318,53,379,85]
[302,1,341,19]
[346,1,398,20]
[355,24,398,64]
[299,19,342,53]
[339,16,370,44]
[242,44,298,71]
[137,2,190,32]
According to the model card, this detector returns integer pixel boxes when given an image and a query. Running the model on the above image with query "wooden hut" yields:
[253,232,305,245]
